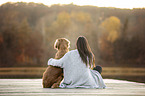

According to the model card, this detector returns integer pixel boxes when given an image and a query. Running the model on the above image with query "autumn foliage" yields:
[0,2,145,67]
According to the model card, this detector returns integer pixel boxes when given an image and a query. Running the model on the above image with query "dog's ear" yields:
[66,40,70,48]
[54,39,60,50]
[64,39,70,48]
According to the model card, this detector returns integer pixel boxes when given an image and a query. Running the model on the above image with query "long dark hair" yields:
[76,36,95,67]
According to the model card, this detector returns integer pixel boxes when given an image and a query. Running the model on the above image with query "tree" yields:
[100,16,121,43]
[98,16,121,64]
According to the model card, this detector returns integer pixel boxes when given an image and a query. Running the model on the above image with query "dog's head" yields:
[54,38,70,50]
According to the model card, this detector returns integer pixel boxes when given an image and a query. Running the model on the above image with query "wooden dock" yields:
[0,79,145,96]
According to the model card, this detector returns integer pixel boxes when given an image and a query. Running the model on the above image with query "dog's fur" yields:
[42,38,70,88]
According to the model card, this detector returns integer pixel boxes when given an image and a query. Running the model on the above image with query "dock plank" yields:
[0,79,145,96]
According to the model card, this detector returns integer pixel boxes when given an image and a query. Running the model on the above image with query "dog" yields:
[42,38,70,88]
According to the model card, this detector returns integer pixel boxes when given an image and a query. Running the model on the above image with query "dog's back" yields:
[42,38,70,88]
[55,50,69,59]
[42,66,63,88]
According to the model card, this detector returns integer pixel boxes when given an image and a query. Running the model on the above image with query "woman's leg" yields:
[93,65,102,74]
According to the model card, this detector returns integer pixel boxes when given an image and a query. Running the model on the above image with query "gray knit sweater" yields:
[48,49,106,88]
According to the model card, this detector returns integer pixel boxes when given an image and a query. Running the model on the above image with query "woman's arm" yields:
[48,51,69,68]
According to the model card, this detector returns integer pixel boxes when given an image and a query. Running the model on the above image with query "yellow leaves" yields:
[107,30,119,43]
[101,16,121,31]
[56,11,71,28]
[49,11,92,31]
[71,11,92,23]
[99,16,121,60]
[100,16,121,42]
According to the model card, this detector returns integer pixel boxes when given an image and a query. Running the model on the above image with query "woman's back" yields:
[62,50,95,87]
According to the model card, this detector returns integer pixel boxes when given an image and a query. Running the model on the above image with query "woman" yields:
[48,36,106,88]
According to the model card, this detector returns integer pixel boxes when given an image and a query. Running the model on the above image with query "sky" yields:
[0,0,145,9]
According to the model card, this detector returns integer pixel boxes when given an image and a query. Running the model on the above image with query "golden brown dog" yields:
[42,38,70,88]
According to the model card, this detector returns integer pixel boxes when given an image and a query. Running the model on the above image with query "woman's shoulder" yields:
[65,49,78,56]
[68,49,78,53]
